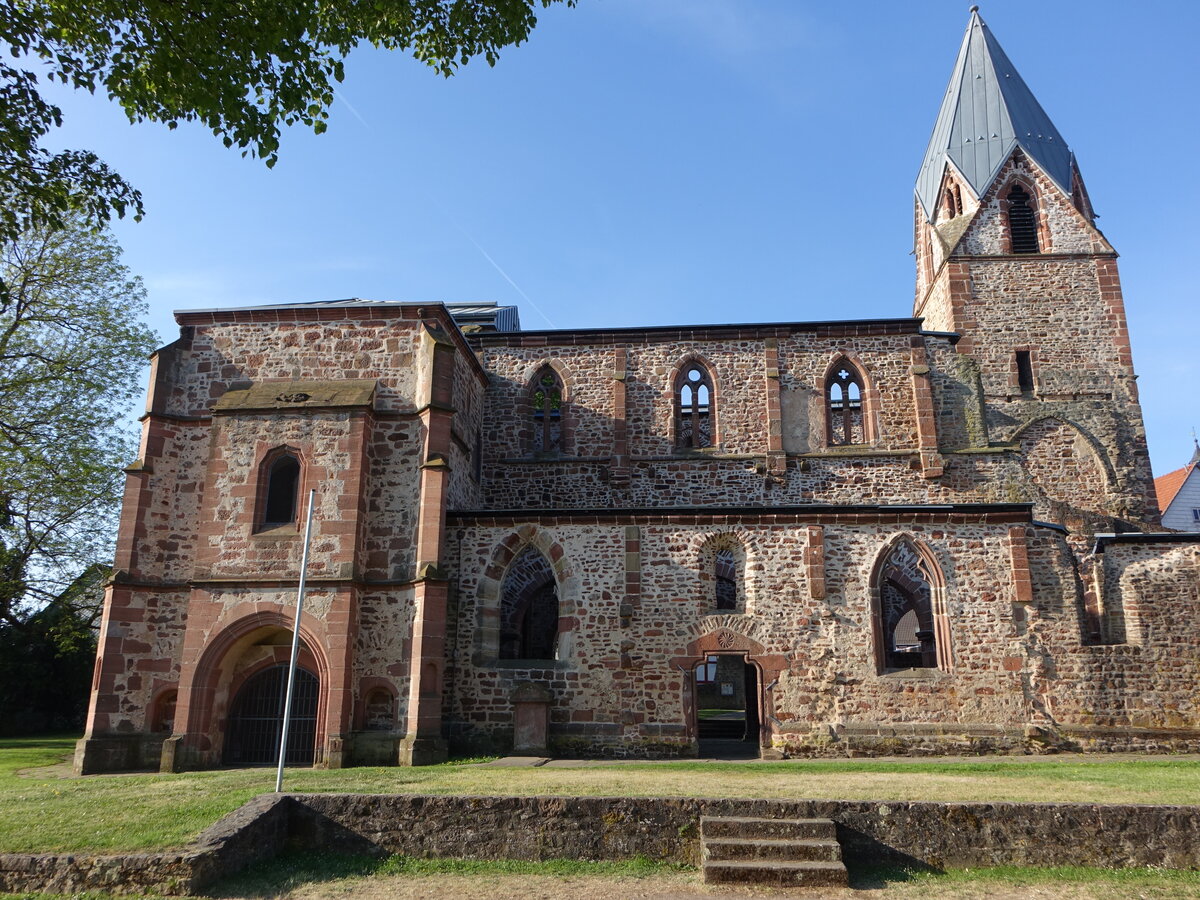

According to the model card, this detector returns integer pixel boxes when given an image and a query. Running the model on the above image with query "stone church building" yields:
[77,10,1200,773]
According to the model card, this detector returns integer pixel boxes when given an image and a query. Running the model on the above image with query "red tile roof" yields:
[1155,463,1196,513]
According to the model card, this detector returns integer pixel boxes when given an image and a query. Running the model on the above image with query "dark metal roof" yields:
[175,298,520,333]
[1092,532,1200,553]
[444,302,521,333]
[916,9,1074,221]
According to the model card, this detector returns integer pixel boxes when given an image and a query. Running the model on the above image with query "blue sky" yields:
[42,1,1199,476]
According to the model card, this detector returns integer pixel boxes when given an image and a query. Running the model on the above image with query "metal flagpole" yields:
[275,488,317,793]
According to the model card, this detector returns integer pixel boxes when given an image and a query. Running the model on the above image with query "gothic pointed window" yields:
[676,362,714,449]
[262,452,301,527]
[826,361,865,447]
[530,367,564,454]
[500,547,559,660]
[874,540,951,673]
[1006,184,1040,254]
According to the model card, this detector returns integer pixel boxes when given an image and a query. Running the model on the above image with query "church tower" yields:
[913,7,1157,531]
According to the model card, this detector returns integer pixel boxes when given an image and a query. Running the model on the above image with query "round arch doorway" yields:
[223,664,319,766]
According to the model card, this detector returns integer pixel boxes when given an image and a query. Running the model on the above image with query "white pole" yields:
[275,488,317,793]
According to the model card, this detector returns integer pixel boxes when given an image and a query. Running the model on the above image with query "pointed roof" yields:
[916,7,1074,220]
[1155,462,1196,514]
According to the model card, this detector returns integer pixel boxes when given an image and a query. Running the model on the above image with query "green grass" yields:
[4,736,1200,854]
[854,864,1200,899]
[207,850,686,897]
[208,859,1200,900]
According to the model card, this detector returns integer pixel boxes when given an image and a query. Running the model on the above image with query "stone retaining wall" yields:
[2,792,1197,895]
[291,794,1200,871]
[0,793,289,896]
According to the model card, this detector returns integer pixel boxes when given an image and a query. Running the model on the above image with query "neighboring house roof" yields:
[915,8,1074,220]
[1156,463,1195,513]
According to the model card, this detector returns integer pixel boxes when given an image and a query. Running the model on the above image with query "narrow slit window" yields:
[1007,184,1040,254]
[263,455,300,526]
[1016,351,1035,394]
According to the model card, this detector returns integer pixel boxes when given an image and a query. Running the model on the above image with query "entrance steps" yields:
[700,815,848,887]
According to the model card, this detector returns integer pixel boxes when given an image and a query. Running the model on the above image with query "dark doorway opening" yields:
[223,664,318,766]
[694,654,760,759]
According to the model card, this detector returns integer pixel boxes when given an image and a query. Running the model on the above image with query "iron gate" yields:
[223,664,318,766]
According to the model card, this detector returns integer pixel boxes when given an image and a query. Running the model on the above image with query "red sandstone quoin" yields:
[76,10,1200,774]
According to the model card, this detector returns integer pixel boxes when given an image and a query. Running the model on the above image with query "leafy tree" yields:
[0,218,156,630]
[0,564,106,735]
[1,1,576,257]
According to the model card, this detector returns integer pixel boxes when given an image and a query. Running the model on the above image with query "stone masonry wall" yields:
[440,515,1179,758]
[1051,542,1200,741]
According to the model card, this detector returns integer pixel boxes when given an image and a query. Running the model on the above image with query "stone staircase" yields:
[700,815,848,887]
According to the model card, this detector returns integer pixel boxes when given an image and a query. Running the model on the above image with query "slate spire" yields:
[916,7,1074,221]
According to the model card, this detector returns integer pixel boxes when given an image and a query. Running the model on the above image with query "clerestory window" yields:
[826,361,865,446]
[530,367,564,454]
[676,363,714,449]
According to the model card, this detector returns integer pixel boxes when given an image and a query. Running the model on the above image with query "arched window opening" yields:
[715,548,738,611]
[826,362,865,446]
[877,542,942,671]
[1006,184,1040,254]
[150,689,177,734]
[943,184,963,218]
[676,363,714,449]
[500,547,559,660]
[363,688,395,731]
[263,454,301,526]
[531,367,564,454]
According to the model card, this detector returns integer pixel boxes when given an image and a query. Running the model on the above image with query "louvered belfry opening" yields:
[1006,184,1040,253]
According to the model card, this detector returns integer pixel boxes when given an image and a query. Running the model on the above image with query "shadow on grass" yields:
[848,862,939,890]
[205,852,386,898]
[205,851,692,898]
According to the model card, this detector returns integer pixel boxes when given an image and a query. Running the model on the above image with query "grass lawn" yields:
[3,735,1200,854]
[203,853,1200,900]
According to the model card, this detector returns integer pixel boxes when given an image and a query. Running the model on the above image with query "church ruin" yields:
[76,10,1200,773]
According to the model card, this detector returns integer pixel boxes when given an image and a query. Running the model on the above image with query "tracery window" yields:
[500,547,559,660]
[826,361,865,446]
[676,362,714,449]
[1006,183,1039,254]
[875,540,950,672]
[530,367,564,454]
[262,452,301,527]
